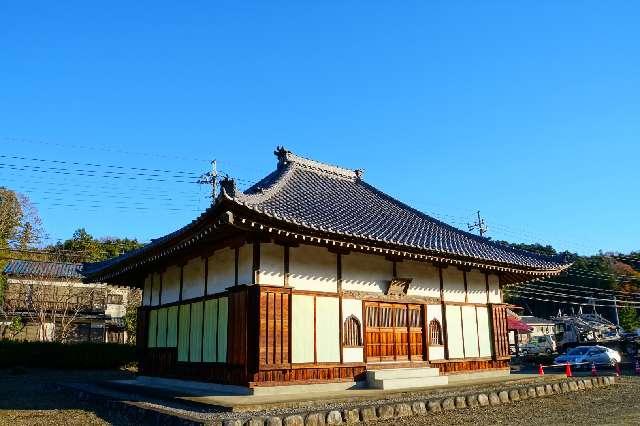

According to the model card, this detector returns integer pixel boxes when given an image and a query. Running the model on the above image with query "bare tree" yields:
[2,262,107,342]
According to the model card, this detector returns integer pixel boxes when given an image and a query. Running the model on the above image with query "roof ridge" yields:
[274,146,363,180]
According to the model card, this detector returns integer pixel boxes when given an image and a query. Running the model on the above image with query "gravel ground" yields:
[376,377,640,426]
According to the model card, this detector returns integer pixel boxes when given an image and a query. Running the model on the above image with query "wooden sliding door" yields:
[364,302,424,362]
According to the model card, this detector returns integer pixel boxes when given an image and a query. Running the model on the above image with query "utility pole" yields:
[197,159,218,201]
[613,295,620,327]
[468,210,488,237]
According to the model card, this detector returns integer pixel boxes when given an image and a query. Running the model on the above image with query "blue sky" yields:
[1,1,638,255]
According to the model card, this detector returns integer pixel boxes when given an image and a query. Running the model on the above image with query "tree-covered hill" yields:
[499,241,640,331]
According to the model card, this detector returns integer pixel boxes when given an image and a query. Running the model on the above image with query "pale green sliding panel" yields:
[167,306,178,347]
[217,297,228,362]
[203,299,219,362]
[178,304,191,362]
[156,307,168,347]
[190,302,203,362]
[148,309,158,348]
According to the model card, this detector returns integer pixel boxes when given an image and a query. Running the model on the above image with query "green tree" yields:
[0,187,43,304]
[47,228,143,262]
[619,306,640,332]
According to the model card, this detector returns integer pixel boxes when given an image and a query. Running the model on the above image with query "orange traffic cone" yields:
[538,364,545,376]
[615,362,621,377]
[591,362,597,376]
[635,359,640,376]
[565,362,572,377]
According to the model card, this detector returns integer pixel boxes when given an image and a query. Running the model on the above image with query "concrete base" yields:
[446,368,511,384]
[251,380,363,396]
[127,376,253,396]
[118,376,363,397]
[367,367,449,390]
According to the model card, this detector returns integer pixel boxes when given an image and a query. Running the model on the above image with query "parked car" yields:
[554,345,621,368]
[520,335,556,355]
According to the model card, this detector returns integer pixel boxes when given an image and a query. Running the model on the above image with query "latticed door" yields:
[364,302,424,362]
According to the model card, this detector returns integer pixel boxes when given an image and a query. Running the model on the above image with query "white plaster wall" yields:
[143,274,152,306]
[488,274,501,303]
[341,298,364,362]
[462,305,480,357]
[342,298,363,328]
[442,268,466,303]
[105,287,128,318]
[445,305,464,358]
[426,304,443,325]
[182,257,205,300]
[161,265,180,304]
[466,270,487,304]
[343,347,364,363]
[237,244,253,285]
[477,306,492,357]
[151,272,161,306]
[291,294,315,363]
[429,346,445,360]
[397,260,440,299]
[316,297,340,362]
[207,248,235,294]
[342,252,392,294]
[259,243,285,286]
[289,244,337,292]
[426,304,445,360]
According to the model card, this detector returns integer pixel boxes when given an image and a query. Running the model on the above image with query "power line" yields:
[503,292,637,308]
[509,283,640,304]
[518,279,640,297]
[3,136,210,163]
[512,281,640,300]
[0,162,198,184]
[0,154,201,178]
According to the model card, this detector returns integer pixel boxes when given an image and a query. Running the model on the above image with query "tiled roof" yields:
[520,315,555,326]
[226,148,570,271]
[3,259,85,280]
[85,147,571,281]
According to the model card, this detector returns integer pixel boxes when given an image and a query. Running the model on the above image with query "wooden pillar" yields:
[252,241,260,285]
[337,253,344,364]
[439,266,449,360]
[234,247,239,286]
[406,303,411,361]
[422,304,429,362]
[283,245,290,287]
[463,271,468,303]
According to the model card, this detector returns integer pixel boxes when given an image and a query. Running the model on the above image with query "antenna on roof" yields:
[467,210,488,237]
[197,159,218,202]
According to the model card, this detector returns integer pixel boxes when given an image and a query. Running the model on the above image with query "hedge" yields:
[0,340,136,369]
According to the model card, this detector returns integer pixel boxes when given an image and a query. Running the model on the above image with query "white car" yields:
[520,335,556,355]
[554,345,621,367]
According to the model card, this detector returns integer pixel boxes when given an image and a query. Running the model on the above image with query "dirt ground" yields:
[1,369,639,425]
[0,368,134,426]
[378,376,640,426]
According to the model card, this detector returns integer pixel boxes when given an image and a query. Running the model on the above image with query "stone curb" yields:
[258,377,617,426]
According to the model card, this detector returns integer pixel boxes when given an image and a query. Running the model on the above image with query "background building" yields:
[1,259,136,343]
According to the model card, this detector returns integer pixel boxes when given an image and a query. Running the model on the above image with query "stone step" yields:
[368,375,449,390]
[366,367,441,380]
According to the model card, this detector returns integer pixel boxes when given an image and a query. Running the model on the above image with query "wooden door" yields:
[364,302,424,362]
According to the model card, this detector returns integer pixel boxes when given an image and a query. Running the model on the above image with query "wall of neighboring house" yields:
[1,277,130,343]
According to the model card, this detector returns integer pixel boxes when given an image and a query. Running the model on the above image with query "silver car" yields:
[554,345,621,368]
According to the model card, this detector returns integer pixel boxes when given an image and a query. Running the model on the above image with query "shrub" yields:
[0,340,136,369]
